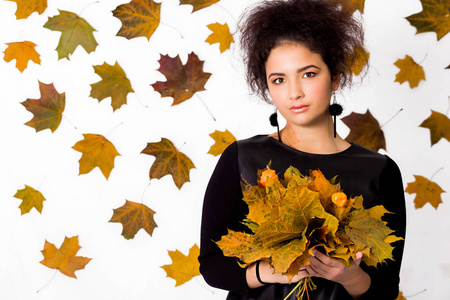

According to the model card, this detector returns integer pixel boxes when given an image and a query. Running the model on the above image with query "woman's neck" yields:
[277,121,350,154]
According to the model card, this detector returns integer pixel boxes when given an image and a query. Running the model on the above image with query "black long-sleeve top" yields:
[199,135,406,300]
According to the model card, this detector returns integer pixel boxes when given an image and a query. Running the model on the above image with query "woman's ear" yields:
[331,73,340,90]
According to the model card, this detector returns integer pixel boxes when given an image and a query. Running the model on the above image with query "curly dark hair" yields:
[239,0,366,103]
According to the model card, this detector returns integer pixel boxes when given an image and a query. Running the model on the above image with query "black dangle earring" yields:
[329,91,343,138]
[269,110,282,143]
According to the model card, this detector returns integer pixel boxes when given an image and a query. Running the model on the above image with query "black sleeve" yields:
[360,156,407,300]
[198,142,251,296]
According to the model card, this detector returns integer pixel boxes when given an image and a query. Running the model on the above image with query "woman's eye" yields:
[303,72,316,78]
[273,78,285,84]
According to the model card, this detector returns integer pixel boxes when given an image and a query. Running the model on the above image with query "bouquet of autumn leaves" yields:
[216,166,402,300]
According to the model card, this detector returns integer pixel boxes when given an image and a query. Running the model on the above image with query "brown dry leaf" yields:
[207,129,236,156]
[205,23,234,53]
[90,62,134,111]
[329,0,365,15]
[348,45,369,76]
[40,236,91,278]
[419,110,450,145]
[405,175,445,209]
[151,52,211,106]
[161,244,201,286]
[180,0,220,12]
[141,138,195,189]
[406,0,450,40]
[113,0,161,40]
[21,81,65,132]
[394,55,426,88]
[109,200,157,239]
[72,134,120,179]
[44,10,98,60]
[4,41,41,72]
[341,110,386,152]
[13,185,46,215]
[6,0,47,19]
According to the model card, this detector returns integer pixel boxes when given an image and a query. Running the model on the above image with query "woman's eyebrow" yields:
[267,64,321,78]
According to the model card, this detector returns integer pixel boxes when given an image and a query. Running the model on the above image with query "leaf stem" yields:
[63,114,78,130]
[78,1,99,17]
[405,289,427,297]
[105,122,123,139]
[195,93,216,121]
[380,108,403,129]
[141,182,151,204]
[430,167,443,182]
[36,269,58,293]
[214,3,237,24]
[159,21,184,39]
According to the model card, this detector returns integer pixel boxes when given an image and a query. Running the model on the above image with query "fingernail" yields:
[312,249,317,255]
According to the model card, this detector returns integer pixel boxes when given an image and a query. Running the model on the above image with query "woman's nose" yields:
[288,81,303,100]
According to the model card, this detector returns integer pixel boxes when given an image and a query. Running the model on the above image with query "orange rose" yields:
[259,169,278,187]
[331,192,347,207]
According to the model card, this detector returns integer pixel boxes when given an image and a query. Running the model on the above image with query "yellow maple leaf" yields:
[207,129,236,156]
[161,244,201,286]
[396,291,407,300]
[419,110,450,145]
[406,0,450,40]
[43,10,98,60]
[405,174,445,209]
[13,185,46,215]
[4,41,41,72]
[141,138,195,189]
[205,23,235,53]
[40,236,91,278]
[72,134,120,179]
[6,0,47,19]
[180,0,220,12]
[394,55,426,88]
[113,0,161,40]
[90,62,134,111]
[109,200,157,239]
[348,45,369,76]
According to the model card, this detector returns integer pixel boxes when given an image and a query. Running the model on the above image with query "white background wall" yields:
[0,0,449,299]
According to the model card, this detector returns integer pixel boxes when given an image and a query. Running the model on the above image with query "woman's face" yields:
[265,43,338,129]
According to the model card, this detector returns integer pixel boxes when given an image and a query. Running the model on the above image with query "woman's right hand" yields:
[246,260,309,288]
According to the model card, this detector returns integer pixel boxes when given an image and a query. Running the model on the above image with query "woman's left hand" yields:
[304,250,371,298]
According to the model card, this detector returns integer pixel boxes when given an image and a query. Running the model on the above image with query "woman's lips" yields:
[289,105,309,113]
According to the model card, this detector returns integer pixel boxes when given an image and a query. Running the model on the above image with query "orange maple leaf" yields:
[21,81,65,132]
[341,110,386,152]
[207,129,236,156]
[13,185,46,215]
[6,0,47,19]
[405,174,445,209]
[161,244,201,286]
[406,0,450,40]
[43,10,98,59]
[113,0,161,40]
[4,41,41,72]
[180,0,220,12]
[40,236,91,278]
[394,55,426,88]
[395,291,407,300]
[151,52,211,106]
[141,138,195,189]
[205,23,235,53]
[419,110,450,145]
[90,62,134,111]
[109,200,157,239]
[72,134,120,179]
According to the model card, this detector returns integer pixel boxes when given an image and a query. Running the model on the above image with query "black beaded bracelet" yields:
[255,260,267,285]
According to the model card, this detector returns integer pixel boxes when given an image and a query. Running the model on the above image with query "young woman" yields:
[199,0,406,299]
